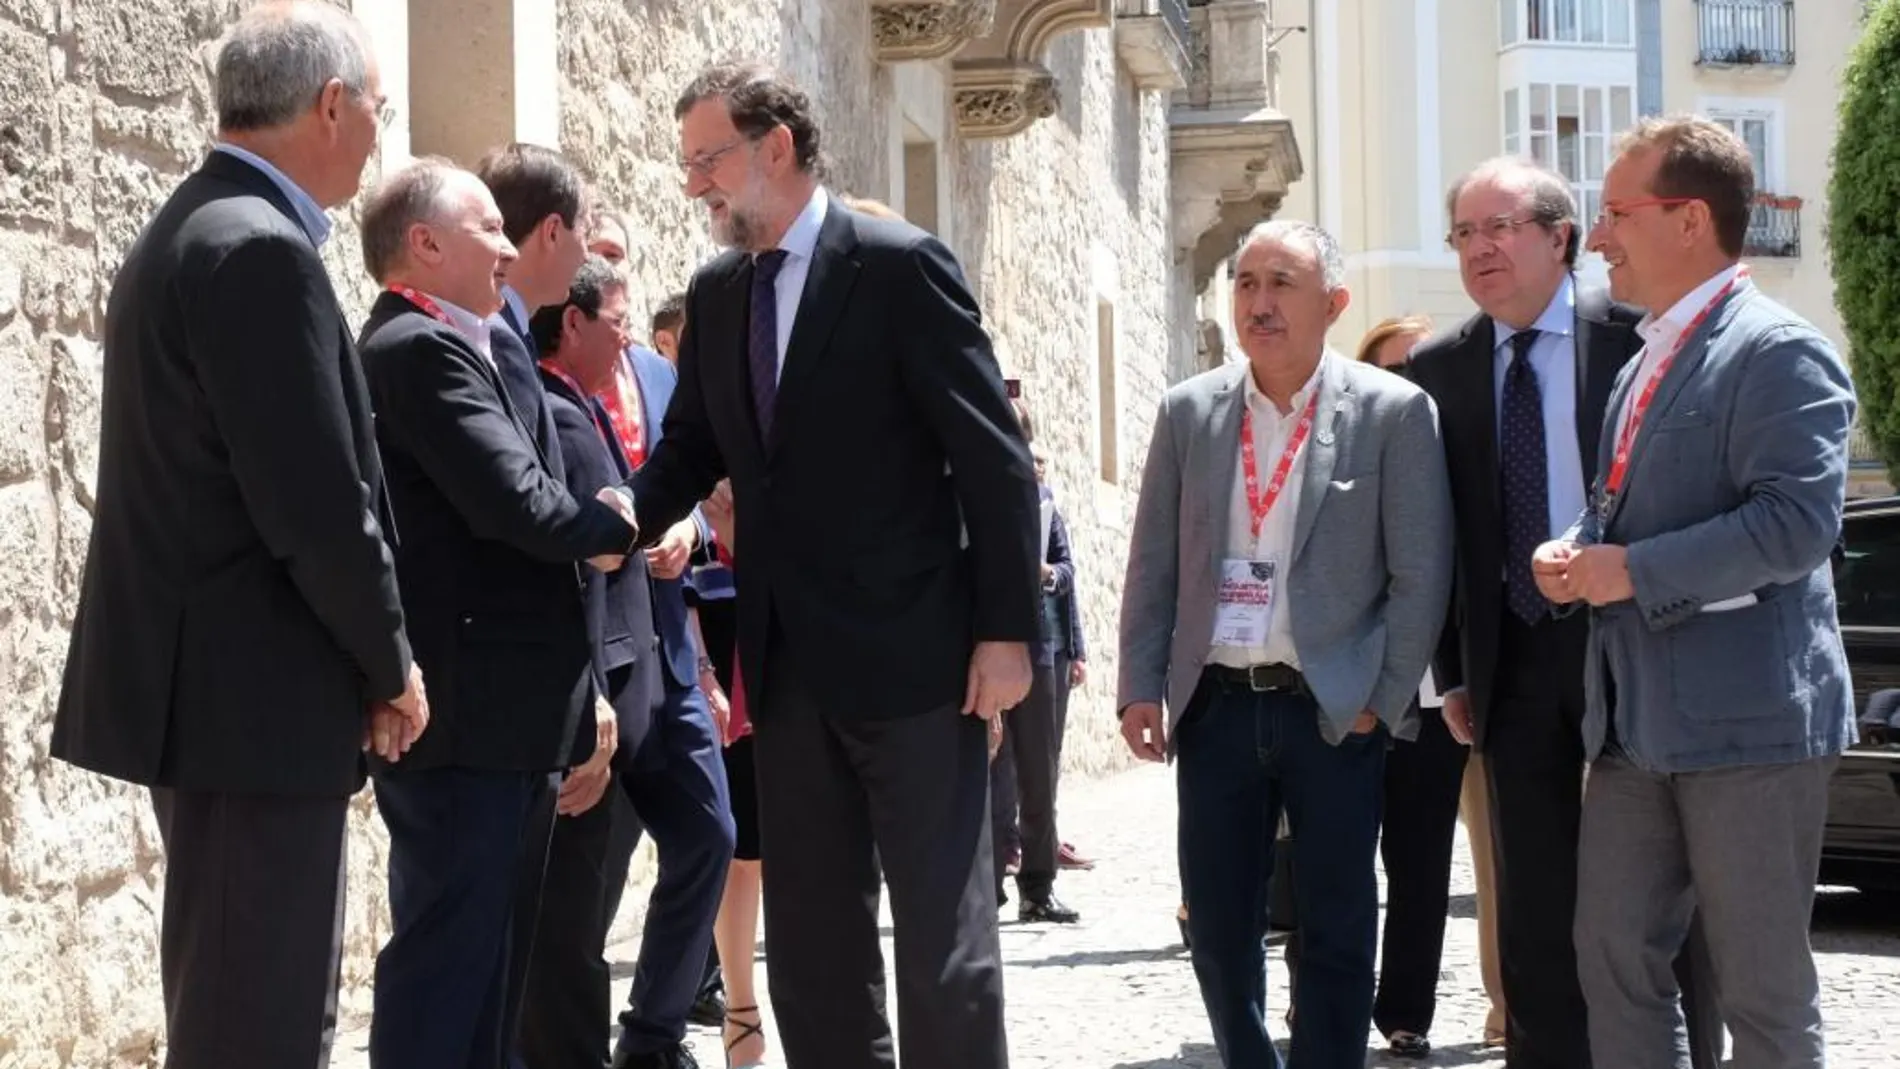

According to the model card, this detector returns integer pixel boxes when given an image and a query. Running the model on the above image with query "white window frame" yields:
[1500,0,1635,48]
[1699,95,1786,194]
[1501,79,1637,233]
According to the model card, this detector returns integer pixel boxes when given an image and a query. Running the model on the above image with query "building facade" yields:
[0,0,1300,1062]
[1262,0,1862,379]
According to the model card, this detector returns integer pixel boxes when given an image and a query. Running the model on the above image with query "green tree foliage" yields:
[1831,0,1900,476]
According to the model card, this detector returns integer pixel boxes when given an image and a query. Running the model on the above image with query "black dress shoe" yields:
[1387,1031,1431,1059]
[1019,895,1080,923]
[611,1044,702,1069]
[686,984,727,1028]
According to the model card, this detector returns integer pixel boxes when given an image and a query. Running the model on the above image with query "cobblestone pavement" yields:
[334,763,1900,1068]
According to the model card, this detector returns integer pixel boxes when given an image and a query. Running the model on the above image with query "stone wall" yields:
[0,1,1181,1063]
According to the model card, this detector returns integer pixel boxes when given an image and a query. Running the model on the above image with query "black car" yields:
[1821,495,1900,891]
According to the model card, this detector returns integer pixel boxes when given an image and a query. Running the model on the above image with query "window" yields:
[1096,299,1119,484]
[1504,0,1634,46]
[1836,512,1900,628]
[1504,81,1635,229]
[1710,112,1771,189]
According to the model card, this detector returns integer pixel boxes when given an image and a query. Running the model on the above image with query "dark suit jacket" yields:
[1035,486,1087,667]
[1406,282,1642,748]
[51,151,410,797]
[627,346,706,692]
[358,292,634,772]
[628,194,1040,719]
[539,366,662,764]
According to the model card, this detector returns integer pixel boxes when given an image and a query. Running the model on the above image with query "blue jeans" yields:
[1176,677,1386,1069]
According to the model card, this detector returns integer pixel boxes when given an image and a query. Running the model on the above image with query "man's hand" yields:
[702,480,735,553]
[1039,562,1055,588]
[1532,540,1581,604]
[1349,709,1380,735]
[645,518,698,581]
[364,663,431,760]
[702,669,731,743]
[597,485,638,532]
[963,641,1032,721]
[1069,659,1087,688]
[557,695,618,817]
[1120,701,1167,762]
[1567,544,1635,606]
[1441,688,1474,746]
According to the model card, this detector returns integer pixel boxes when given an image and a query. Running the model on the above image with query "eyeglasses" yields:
[377,99,398,130]
[1446,214,1539,250]
[1593,197,1696,229]
[675,137,750,178]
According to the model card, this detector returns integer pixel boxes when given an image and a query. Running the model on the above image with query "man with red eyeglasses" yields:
[1536,116,1856,1069]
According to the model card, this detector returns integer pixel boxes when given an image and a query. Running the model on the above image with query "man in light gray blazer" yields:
[1537,117,1856,1069]
[1117,219,1453,1069]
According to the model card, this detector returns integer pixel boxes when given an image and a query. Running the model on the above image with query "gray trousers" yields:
[1575,752,1837,1069]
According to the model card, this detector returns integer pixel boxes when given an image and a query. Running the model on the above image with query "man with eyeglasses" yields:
[1538,116,1855,1069]
[1407,156,1721,1069]
[620,62,1039,1069]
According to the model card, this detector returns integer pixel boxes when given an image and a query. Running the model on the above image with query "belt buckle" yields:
[1246,664,1280,692]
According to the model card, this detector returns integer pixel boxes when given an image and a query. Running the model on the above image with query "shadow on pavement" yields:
[1108,1041,1231,1067]
[1014,944,1188,969]
[1811,886,1900,956]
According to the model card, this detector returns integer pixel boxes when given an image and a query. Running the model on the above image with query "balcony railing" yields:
[1161,0,1190,56]
[1696,0,1796,66]
[1744,193,1801,258]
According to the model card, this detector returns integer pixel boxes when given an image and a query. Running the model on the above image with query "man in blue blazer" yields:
[1538,117,1856,1069]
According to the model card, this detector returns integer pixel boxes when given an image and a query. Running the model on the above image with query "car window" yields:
[1836,511,1900,627]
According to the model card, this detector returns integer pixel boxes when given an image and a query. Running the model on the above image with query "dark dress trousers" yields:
[626,194,1040,1069]
[357,293,634,1069]
[50,149,412,1069]
[518,354,734,1068]
[1408,283,1722,1069]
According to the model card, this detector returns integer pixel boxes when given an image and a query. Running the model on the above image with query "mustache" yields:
[1243,314,1284,332]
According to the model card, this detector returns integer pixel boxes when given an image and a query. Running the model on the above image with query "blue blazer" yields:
[627,346,707,692]
[1035,485,1086,667]
[1573,280,1858,772]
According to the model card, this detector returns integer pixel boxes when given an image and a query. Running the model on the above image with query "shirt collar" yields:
[500,286,532,338]
[1242,351,1327,416]
[212,143,333,247]
[1494,273,1577,352]
[1637,263,1745,348]
[427,293,492,357]
[774,186,829,263]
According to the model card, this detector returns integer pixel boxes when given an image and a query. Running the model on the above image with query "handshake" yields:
[589,486,641,573]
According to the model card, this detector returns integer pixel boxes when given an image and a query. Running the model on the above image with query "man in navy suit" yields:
[520,256,737,1069]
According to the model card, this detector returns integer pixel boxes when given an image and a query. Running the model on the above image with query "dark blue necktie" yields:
[748,250,788,440]
[1501,328,1550,624]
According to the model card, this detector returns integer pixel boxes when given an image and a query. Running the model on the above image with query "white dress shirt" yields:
[1492,274,1587,540]
[1619,263,1746,437]
[760,186,829,380]
[1207,360,1323,671]
[428,292,494,366]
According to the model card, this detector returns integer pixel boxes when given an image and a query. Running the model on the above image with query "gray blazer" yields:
[1116,353,1454,747]
[1572,281,1858,772]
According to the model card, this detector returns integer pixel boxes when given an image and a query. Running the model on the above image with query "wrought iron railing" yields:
[1744,193,1801,258]
[1696,0,1797,66]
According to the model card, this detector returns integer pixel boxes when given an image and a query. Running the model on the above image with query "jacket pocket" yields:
[1666,602,1792,722]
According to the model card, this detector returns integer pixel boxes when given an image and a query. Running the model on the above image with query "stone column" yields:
[405,0,560,164]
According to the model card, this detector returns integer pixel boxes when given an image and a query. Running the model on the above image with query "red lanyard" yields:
[1605,267,1748,497]
[1240,389,1321,540]
[386,283,450,324]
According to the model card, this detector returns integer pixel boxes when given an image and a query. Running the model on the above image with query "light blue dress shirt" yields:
[1491,274,1587,541]
[211,143,332,247]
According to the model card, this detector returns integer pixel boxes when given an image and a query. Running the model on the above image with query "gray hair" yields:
[215,2,371,132]
[1445,157,1581,265]
[1237,220,1346,290]
[359,157,462,283]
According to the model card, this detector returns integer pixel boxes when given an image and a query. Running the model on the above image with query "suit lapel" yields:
[1465,319,1504,541]
[1291,355,1348,563]
[770,203,861,453]
[1205,365,1246,584]
[1573,288,1625,491]
[1603,282,1751,529]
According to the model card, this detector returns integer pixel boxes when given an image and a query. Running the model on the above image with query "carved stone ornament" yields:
[953,75,1059,138]
[872,1,998,61]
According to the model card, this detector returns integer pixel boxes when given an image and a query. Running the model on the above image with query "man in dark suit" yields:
[355,158,637,1069]
[1408,157,1718,1069]
[50,7,421,1066]
[518,258,736,1069]
[625,63,1040,1069]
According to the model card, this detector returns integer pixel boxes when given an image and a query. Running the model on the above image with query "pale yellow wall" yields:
[1658,0,1858,353]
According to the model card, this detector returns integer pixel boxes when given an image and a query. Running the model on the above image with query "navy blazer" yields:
[627,346,704,691]
[1035,485,1087,667]
[539,366,663,762]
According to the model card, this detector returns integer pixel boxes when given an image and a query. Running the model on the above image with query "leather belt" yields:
[1204,662,1309,695]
